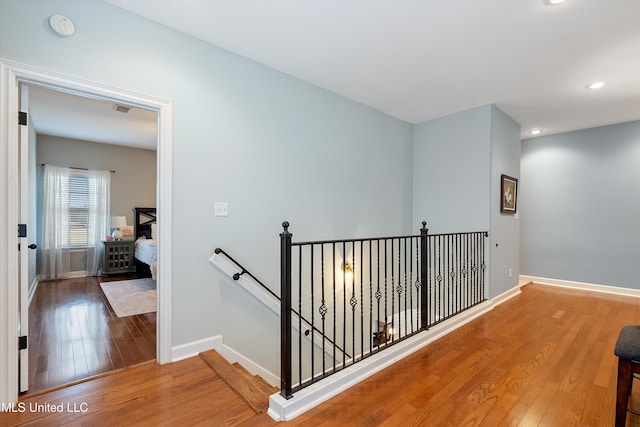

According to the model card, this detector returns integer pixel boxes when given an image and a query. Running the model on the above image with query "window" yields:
[41,165,111,279]
[67,172,90,246]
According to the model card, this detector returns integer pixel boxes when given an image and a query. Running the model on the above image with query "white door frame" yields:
[0,59,173,405]
[18,83,30,393]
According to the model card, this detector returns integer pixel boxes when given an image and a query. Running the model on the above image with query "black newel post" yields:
[420,221,429,330]
[280,221,293,399]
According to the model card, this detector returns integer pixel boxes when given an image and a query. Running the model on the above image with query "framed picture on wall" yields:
[500,174,518,213]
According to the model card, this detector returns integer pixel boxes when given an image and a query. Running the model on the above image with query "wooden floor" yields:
[26,275,156,394]
[5,283,640,426]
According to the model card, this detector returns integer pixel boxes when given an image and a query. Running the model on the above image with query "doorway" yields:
[0,59,173,404]
[26,84,159,393]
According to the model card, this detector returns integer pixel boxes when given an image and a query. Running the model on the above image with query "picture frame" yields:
[121,226,135,240]
[500,174,518,213]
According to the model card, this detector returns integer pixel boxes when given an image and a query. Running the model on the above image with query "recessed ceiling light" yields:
[529,129,543,135]
[586,81,606,89]
[545,0,567,4]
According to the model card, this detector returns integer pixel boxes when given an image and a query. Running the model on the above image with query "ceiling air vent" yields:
[113,104,131,114]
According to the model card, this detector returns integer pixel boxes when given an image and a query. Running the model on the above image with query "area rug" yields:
[99,278,156,318]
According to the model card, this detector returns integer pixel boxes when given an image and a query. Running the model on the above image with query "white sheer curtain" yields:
[41,165,111,279]
[86,169,111,275]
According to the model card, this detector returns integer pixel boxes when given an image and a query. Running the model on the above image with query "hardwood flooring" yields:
[26,275,156,394]
[4,283,640,426]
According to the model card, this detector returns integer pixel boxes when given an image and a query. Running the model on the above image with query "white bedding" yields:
[135,238,157,279]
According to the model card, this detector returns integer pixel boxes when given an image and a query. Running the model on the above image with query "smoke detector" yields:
[49,14,75,37]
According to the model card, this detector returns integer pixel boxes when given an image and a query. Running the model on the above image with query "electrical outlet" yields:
[509,268,513,278]
[214,202,229,217]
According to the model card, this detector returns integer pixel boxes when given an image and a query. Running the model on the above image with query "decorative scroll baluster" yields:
[280,222,487,397]
[350,243,357,363]
[320,244,326,374]
[375,240,382,348]
[359,242,364,361]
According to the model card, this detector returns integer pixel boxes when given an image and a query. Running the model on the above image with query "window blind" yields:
[54,169,101,247]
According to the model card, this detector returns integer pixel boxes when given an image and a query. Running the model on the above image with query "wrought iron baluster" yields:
[397,238,401,338]
[332,242,337,374]
[309,244,314,381]
[320,244,326,375]
[359,241,364,361]
[409,236,414,333]
[439,235,444,321]
[384,239,389,345]
[476,233,481,304]
[463,234,469,309]
[342,241,347,367]
[369,240,373,354]
[448,234,453,318]
[402,237,405,335]
[456,233,461,314]
[298,245,303,386]
[375,239,381,348]
[482,232,487,301]
[350,241,357,364]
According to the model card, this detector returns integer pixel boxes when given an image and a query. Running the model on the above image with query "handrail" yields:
[214,248,279,300]
[213,247,350,360]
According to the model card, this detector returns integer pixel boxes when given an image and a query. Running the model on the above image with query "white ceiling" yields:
[29,85,158,150]
[32,0,640,148]
[107,0,640,140]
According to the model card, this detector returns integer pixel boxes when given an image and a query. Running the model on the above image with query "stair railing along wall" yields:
[280,221,488,399]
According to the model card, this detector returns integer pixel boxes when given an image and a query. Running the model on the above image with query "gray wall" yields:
[489,105,521,297]
[36,135,156,274]
[1,0,414,373]
[413,106,492,234]
[520,121,640,289]
[413,105,521,299]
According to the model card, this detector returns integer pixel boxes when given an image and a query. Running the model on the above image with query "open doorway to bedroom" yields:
[25,84,159,394]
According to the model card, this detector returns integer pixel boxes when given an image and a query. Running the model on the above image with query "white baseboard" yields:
[171,336,223,362]
[520,275,640,298]
[216,344,279,387]
[269,284,520,422]
[65,271,89,279]
[171,335,279,387]
[492,282,523,305]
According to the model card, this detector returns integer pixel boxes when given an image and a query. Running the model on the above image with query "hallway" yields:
[5,284,640,426]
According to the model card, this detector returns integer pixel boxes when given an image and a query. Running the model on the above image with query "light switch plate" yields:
[214,202,229,217]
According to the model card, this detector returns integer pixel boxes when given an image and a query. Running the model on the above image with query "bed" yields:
[133,207,157,279]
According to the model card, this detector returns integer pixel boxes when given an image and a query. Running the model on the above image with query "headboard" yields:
[133,207,156,239]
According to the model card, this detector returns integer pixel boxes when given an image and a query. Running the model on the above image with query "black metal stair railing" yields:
[213,247,350,364]
[280,221,488,399]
